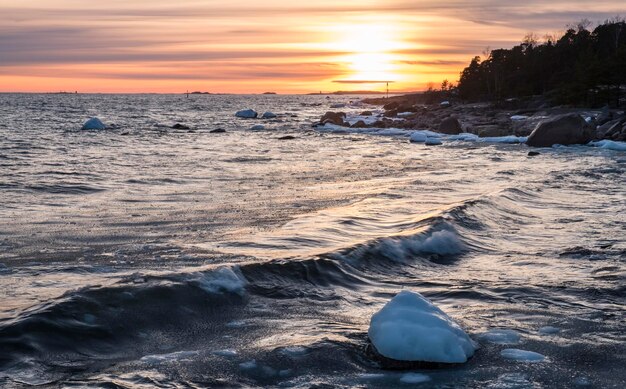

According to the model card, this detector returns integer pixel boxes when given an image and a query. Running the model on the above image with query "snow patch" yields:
[500,348,545,362]
[368,290,476,363]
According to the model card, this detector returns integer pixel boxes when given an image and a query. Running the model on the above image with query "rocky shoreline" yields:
[315,94,626,147]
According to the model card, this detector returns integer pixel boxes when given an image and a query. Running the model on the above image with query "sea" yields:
[0,93,624,388]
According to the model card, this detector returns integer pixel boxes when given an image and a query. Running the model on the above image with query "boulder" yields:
[235,109,258,119]
[320,111,347,126]
[438,117,462,135]
[383,101,399,111]
[475,125,508,138]
[249,124,265,131]
[360,111,373,116]
[172,123,190,130]
[367,291,476,369]
[526,114,594,147]
[351,120,368,128]
[81,117,106,130]
[261,111,277,119]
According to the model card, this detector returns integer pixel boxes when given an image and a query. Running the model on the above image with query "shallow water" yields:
[0,94,625,388]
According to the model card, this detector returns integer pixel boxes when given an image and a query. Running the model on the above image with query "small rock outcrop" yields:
[438,117,463,135]
[235,109,258,119]
[320,111,347,126]
[351,120,368,128]
[81,118,106,130]
[527,114,594,147]
[261,111,277,119]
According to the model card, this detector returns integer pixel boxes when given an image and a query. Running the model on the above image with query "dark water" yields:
[0,94,625,388]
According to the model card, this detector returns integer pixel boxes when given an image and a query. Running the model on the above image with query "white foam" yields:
[280,346,308,356]
[588,140,626,151]
[511,115,529,121]
[140,350,198,363]
[359,373,387,380]
[500,348,545,362]
[400,373,431,384]
[478,329,521,344]
[377,229,464,262]
[239,360,257,370]
[194,267,246,296]
[212,349,238,357]
[368,290,476,363]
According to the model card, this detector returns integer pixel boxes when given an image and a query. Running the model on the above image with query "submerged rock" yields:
[210,128,226,133]
[235,109,258,119]
[438,117,463,135]
[172,123,190,130]
[527,113,593,147]
[528,151,540,156]
[367,291,476,368]
[81,117,106,130]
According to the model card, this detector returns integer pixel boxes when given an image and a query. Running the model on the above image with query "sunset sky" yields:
[2,1,625,93]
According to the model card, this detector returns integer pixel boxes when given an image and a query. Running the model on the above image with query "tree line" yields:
[455,18,626,107]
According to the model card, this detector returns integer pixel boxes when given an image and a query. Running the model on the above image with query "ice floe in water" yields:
[239,360,257,370]
[368,290,476,363]
[478,329,521,344]
[235,109,257,118]
[280,346,308,357]
[588,140,626,151]
[400,373,431,384]
[500,348,545,362]
[140,351,199,364]
[538,326,560,335]
[425,137,443,146]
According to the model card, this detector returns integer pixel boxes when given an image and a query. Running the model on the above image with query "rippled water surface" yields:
[0,94,625,388]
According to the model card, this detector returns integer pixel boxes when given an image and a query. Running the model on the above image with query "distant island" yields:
[190,91,211,94]
[262,92,277,95]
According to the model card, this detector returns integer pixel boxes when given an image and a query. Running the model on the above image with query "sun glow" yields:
[329,23,405,83]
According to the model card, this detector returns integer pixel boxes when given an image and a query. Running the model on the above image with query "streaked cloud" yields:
[1,0,624,92]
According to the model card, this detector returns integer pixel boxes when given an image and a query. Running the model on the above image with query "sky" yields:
[1,1,625,93]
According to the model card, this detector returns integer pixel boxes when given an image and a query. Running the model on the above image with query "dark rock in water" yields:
[383,101,399,111]
[384,109,398,117]
[528,151,540,156]
[261,111,277,119]
[120,131,130,136]
[360,110,373,116]
[527,113,594,147]
[438,117,463,135]
[172,123,190,130]
[320,111,347,126]
[210,128,226,133]
[277,135,296,140]
[351,120,368,128]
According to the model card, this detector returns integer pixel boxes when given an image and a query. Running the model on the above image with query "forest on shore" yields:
[453,19,626,108]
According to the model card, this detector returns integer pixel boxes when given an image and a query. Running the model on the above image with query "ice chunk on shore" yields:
[368,290,476,363]
[235,109,258,118]
[409,132,427,143]
[478,329,521,344]
[500,348,545,362]
[588,140,626,151]
[81,117,106,130]
[400,373,431,384]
